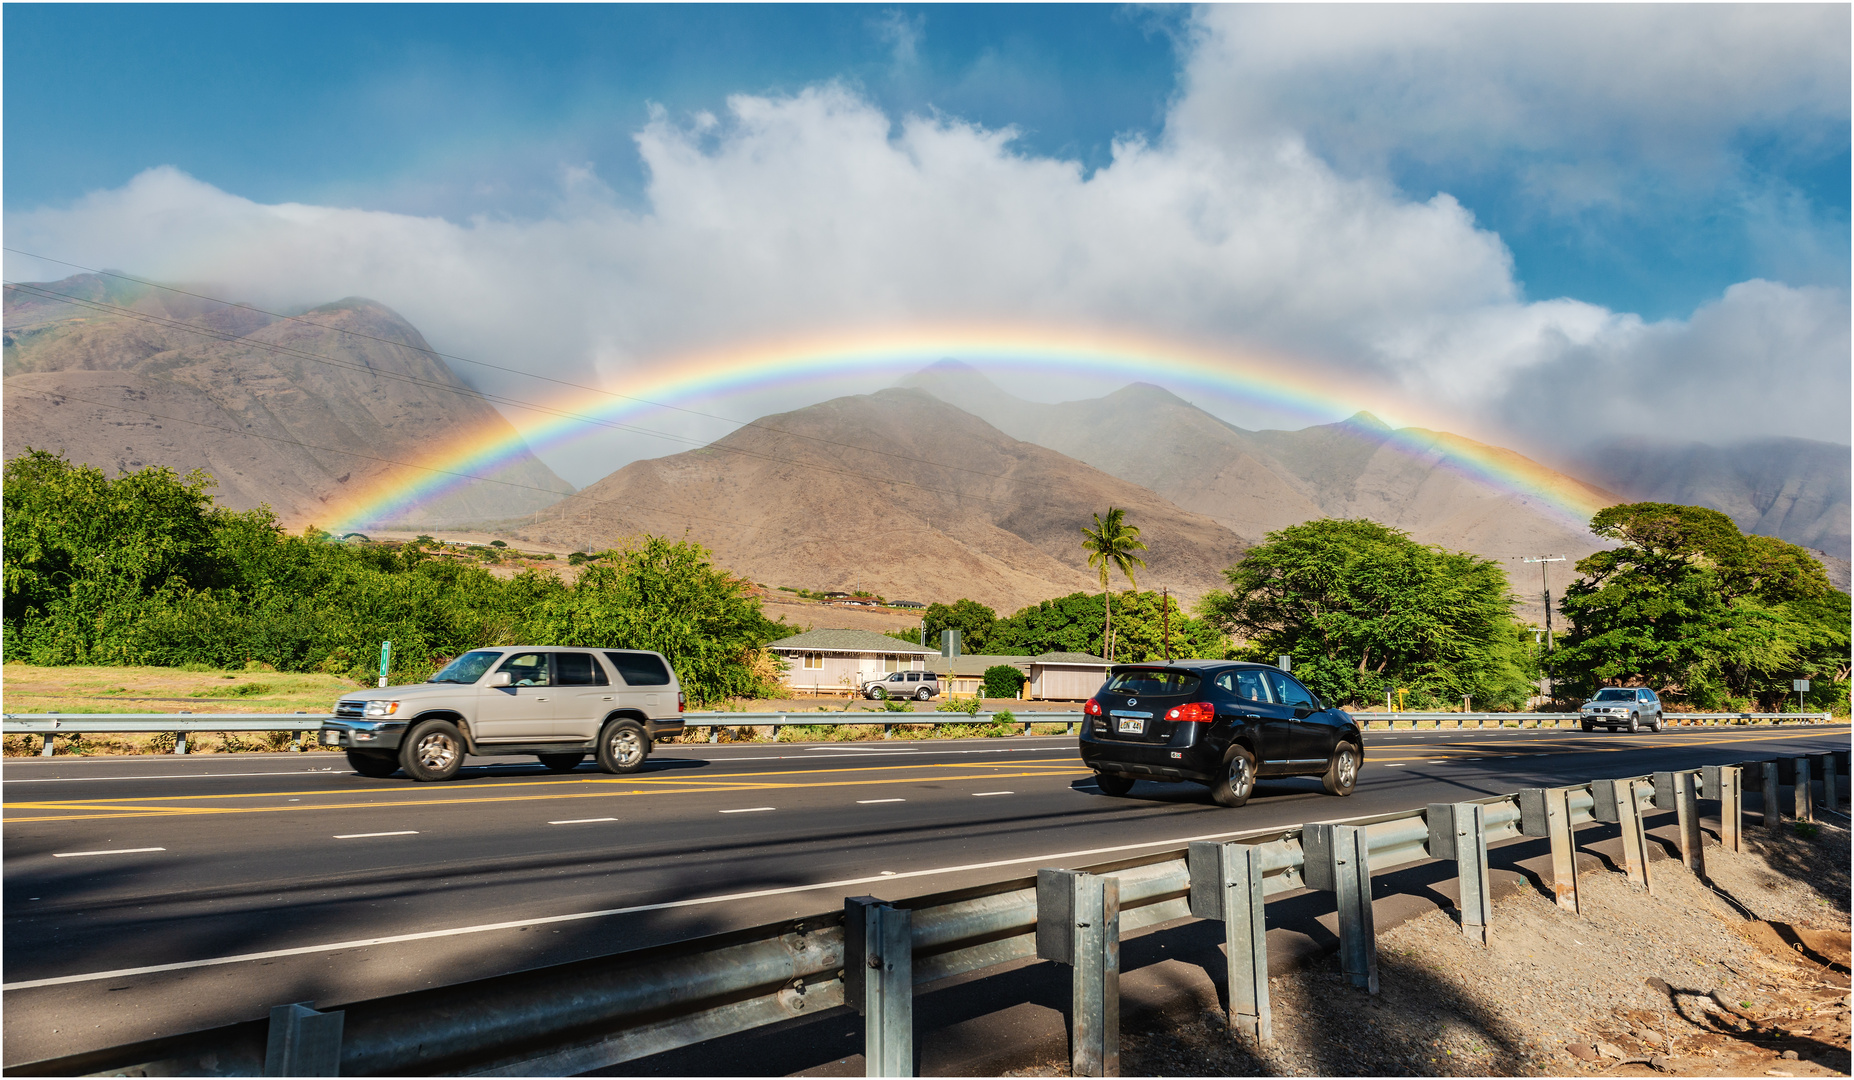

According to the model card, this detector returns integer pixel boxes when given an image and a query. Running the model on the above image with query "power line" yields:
[3,251,1021,485]
[4,384,891,548]
[2,280,1035,509]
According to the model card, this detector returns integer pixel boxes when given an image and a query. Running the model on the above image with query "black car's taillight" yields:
[1084,698,1103,716]
[1165,702,1215,723]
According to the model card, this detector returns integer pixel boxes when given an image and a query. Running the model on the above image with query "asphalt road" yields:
[3,723,1846,1066]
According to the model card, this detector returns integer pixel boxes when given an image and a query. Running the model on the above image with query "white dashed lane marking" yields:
[972,791,1014,797]
[720,807,776,814]
[548,817,617,825]
[333,831,419,839]
[51,847,166,858]
[856,798,906,804]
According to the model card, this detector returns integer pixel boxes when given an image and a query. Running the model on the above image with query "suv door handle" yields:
[602,695,614,701]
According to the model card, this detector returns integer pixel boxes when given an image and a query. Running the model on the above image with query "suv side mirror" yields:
[488,671,512,687]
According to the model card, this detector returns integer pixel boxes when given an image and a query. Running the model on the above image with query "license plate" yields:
[1116,717,1146,735]
[322,730,340,745]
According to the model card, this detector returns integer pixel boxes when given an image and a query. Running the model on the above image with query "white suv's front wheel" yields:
[399,719,464,782]
[597,719,649,774]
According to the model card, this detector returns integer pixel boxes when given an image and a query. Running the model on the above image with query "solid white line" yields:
[50,847,166,858]
[856,798,906,804]
[1,821,1291,992]
[719,807,775,814]
[548,818,618,825]
[5,771,339,784]
[332,831,418,839]
[972,791,1014,797]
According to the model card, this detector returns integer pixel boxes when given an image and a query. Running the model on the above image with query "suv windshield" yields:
[1105,670,1202,696]
[431,650,502,684]
[1592,688,1635,701]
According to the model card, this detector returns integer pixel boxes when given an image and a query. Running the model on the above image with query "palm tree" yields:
[1080,507,1148,661]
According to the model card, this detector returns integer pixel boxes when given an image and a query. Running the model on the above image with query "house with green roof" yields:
[767,628,936,696]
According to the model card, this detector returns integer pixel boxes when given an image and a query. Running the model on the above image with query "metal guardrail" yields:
[10,748,1847,1077]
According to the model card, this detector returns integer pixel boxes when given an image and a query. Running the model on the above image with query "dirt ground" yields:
[1111,818,1851,1077]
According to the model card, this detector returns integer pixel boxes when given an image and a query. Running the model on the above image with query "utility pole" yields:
[1162,587,1171,661]
[1521,557,1567,649]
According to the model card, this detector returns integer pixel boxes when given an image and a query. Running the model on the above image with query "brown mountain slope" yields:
[3,274,573,527]
[903,362,1617,578]
[510,388,1249,614]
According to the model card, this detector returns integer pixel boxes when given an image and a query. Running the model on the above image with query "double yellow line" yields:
[4,759,1090,824]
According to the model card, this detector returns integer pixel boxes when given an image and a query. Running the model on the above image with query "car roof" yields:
[1110,659,1273,671]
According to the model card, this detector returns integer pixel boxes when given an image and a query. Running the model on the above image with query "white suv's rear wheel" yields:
[597,720,649,774]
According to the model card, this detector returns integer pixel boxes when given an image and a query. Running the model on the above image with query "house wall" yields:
[1032,665,1108,701]
[774,651,926,695]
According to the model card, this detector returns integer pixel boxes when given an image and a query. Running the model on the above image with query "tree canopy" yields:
[990,590,1223,662]
[1079,506,1147,660]
[1551,502,1849,709]
[3,451,787,704]
[1196,518,1538,709]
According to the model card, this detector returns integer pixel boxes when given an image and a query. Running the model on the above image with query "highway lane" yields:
[3,724,1845,1066]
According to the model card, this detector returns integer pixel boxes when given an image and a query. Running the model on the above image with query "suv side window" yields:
[1265,670,1316,709]
[905,672,921,682]
[498,652,550,687]
[556,652,608,686]
[1218,669,1273,703]
[604,651,671,686]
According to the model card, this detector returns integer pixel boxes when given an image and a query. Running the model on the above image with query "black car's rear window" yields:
[1105,670,1201,696]
[605,651,671,686]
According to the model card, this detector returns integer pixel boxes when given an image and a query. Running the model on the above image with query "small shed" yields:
[1027,652,1111,701]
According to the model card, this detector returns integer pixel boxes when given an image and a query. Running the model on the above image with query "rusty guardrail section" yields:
[1,710,1835,756]
[9,748,1847,1078]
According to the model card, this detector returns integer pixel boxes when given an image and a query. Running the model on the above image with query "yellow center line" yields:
[3,765,1096,823]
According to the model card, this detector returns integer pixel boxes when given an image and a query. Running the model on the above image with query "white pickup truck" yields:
[319,646,685,781]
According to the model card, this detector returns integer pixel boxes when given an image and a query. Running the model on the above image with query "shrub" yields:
[982,665,1027,699]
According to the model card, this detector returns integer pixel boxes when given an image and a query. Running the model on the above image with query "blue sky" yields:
[6,5,1848,460]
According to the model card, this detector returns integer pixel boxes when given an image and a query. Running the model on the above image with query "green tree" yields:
[1197,519,1537,709]
[1079,507,1147,661]
[921,598,1000,653]
[989,590,1223,661]
[1551,503,1848,709]
[524,536,789,705]
[981,664,1028,698]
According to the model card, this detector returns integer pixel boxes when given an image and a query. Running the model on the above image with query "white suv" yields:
[862,671,939,700]
[320,647,685,781]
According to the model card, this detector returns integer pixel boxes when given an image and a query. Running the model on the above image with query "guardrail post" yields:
[1716,765,1743,852]
[1821,753,1840,811]
[1612,778,1653,893]
[1426,804,1491,944]
[845,896,914,1077]
[40,732,55,757]
[1037,869,1120,1077]
[1793,756,1813,823]
[174,732,189,754]
[1673,771,1704,874]
[1188,841,1271,1043]
[263,1002,343,1076]
[1592,778,1620,823]
[1306,823,1378,991]
[1521,788,1582,915]
[1762,760,1782,831]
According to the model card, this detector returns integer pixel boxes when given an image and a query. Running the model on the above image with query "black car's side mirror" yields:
[1293,704,1314,720]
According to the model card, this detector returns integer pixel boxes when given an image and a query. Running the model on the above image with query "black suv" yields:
[1079,660,1363,807]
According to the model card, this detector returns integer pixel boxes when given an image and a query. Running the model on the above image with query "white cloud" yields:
[7,11,1848,480]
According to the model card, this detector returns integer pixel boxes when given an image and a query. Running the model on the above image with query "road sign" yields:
[1793,679,1811,692]
[379,641,392,689]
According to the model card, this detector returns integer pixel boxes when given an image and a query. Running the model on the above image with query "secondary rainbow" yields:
[329,324,1612,531]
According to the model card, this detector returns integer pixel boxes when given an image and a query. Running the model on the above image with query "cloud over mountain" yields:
[7,9,1845,480]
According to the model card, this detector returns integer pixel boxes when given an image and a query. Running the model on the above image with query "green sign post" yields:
[379,641,393,688]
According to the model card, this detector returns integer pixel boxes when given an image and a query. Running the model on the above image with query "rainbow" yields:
[327,323,1614,531]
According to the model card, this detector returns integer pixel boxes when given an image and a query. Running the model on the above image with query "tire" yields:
[1322,742,1360,797]
[1627,712,1641,733]
[915,687,931,701]
[1095,772,1135,797]
[1580,721,1595,733]
[398,719,465,782]
[597,719,650,774]
[1651,712,1663,732]
[538,753,585,773]
[1210,745,1257,808]
[346,749,399,778]
[870,687,887,700]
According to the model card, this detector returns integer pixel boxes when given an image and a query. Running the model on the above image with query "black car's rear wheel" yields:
[1210,745,1257,808]
[346,749,398,778]
[1321,742,1360,796]
[1094,772,1134,797]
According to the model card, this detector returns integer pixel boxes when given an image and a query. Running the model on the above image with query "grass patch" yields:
[3,663,362,715]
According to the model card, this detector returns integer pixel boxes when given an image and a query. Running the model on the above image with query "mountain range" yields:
[2,274,572,526]
[6,282,1845,609]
